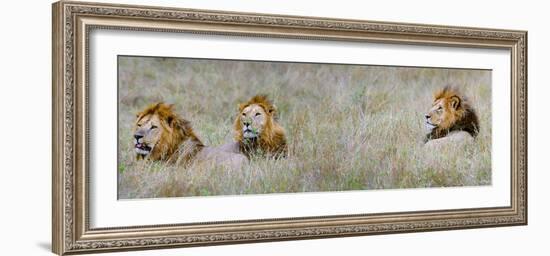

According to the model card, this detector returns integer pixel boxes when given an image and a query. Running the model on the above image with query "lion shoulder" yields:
[196,145,248,169]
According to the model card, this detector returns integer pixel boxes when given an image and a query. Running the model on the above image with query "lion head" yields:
[234,95,287,157]
[133,102,203,161]
[424,86,479,142]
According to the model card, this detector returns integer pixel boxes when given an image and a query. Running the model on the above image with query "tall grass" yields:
[117,56,491,199]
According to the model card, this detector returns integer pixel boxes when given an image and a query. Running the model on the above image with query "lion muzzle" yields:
[242,125,258,139]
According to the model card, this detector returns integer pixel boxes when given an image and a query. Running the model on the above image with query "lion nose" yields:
[134,134,143,140]
[243,120,251,126]
[425,114,431,119]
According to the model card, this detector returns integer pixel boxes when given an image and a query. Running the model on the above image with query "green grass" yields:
[117,56,492,199]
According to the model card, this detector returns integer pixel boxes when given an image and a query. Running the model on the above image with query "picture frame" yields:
[52,1,527,255]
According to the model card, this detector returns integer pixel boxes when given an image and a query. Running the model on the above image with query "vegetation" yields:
[117,56,491,199]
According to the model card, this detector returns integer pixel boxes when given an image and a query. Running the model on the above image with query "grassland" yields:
[117,56,491,199]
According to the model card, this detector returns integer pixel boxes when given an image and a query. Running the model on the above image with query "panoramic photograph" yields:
[117,56,492,199]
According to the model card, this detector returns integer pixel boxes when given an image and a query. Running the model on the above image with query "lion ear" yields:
[238,103,247,111]
[268,105,277,115]
[450,96,461,109]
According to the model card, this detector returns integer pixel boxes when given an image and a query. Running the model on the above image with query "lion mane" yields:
[134,103,204,163]
[425,86,480,142]
[234,95,287,158]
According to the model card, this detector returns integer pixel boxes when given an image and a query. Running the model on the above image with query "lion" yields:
[233,95,287,158]
[133,102,247,168]
[423,86,479,146]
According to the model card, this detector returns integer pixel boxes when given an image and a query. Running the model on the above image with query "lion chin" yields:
[425,122,437,133]
[133,102,247,168]
[234,95,288,158]
[242,129,258,139]
[134,139,154,157]
[423,86,479,145]
[134,146,151,156]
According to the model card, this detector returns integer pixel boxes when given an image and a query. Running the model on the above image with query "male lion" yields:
[233,95,287,158]
[424,86,479,146]
[133,103,247,168]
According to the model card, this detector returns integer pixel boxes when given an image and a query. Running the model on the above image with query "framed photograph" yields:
[52,1,527,255]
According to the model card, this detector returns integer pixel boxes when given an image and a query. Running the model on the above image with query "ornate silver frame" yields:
[52,1,527,255]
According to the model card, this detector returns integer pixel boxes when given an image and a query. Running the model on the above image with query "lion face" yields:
[424,95,461,133]
[133,113,164,157]
[239,104,268,139]
[234,95,287,157]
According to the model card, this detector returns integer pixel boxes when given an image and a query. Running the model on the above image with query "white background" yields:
[0,0,547,255]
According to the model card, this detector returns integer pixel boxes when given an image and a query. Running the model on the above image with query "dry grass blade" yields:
[117,57,491,199]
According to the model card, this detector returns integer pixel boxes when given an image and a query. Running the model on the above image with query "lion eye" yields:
[150,125,158,130]
[137,124,142,127]
[242,113,246,116]
[255,112,261,116]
